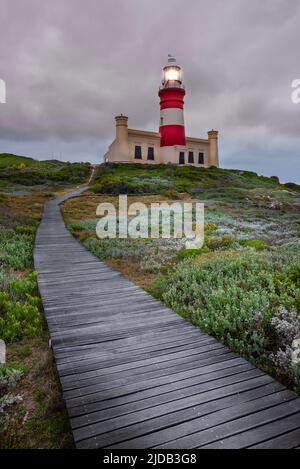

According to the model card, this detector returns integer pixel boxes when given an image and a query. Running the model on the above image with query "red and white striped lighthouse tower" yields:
[159,55,186,148]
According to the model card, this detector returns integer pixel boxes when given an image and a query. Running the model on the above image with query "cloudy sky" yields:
[0,0,300,182]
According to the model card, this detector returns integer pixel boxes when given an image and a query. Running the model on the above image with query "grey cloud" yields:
[0,0,300,181]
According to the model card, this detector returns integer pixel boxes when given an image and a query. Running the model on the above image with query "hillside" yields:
[91,163,300,202]
[0,153,90,193]
[0,153,36,168]
[62,162,300,396]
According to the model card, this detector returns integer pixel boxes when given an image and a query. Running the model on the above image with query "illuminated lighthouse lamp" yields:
[162,55,182,86]
[159,55,186,148]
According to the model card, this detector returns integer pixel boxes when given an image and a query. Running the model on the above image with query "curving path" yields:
[34,185,300,449]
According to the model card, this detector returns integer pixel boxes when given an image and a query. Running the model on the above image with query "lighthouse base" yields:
[159,146,186,165]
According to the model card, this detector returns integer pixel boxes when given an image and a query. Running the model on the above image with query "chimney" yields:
[115,114,128,142]
[208,129,219,167]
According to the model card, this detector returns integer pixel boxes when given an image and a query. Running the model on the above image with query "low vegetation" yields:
[0,153,90,448]
[0,153,90,194]
[62,163,300,394]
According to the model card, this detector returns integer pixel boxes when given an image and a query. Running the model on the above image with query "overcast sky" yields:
[0,0,300,182]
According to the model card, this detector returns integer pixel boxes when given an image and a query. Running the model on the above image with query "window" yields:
[188,151,194,163]
[134,145,142,159]
[198,152,204,164]
[147,147,154,160]
[179,152,185,164]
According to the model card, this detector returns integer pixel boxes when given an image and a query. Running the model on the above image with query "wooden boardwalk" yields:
[34,187,300,449]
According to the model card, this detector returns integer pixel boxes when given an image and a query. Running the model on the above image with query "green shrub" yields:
[176,247,210,260]
[0,231,33,269]
[0,272,42,342]
[15,225,36,235]
[239,239,267,251]
[0,291,42,342]
[0,368,23,389]
[206,234,237,250]
[9,272,38,301]
[286,266,300,288]
[274,265,300,313]
[69,223,84,232]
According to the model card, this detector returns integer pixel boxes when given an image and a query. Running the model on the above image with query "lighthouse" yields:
[104,55,219,167]
[159,55,186,148]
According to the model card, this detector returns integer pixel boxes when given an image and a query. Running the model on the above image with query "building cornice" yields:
[186,136,209,144]
[128,128,160,139]
[128,128,208,144]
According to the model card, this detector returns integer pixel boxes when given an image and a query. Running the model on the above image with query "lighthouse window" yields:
[198,152,204,164]
[188,151,194,163]
[147,147,154,160]
[134,145,142,159]
[179,152,185,164]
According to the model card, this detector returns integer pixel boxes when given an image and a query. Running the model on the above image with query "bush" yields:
[0,368,23,432]
[153,250,300,390]
[0,292,42,342]
[9,272,38,301]
[239,239,267,251]
[69,223,84,232]
[0,272,42,342]
[206,234,237,250]
[0,230,33,269]
[83,237,183,272]
[0,368,23,390]
[176,247,210,260]
[15,225,36,235]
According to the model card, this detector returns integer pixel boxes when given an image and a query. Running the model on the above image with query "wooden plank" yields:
[199,412,300,449]
[108,383,287,449]
[72,369,265,443]
[250,428,300,449]
[76,377,279,449]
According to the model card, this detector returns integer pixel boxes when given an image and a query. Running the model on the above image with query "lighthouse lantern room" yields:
[103,56,219,168]
[159,55,186,148]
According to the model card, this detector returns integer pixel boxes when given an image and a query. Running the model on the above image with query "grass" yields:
[0,153,91,448]
[62,162,300,393]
